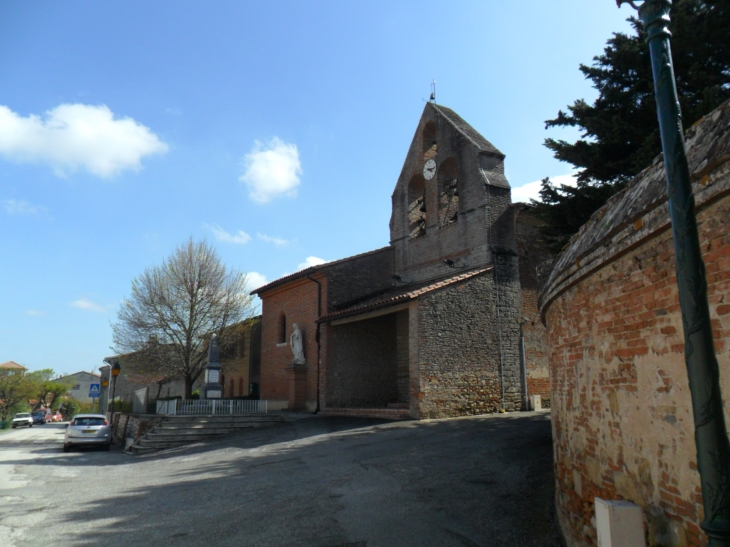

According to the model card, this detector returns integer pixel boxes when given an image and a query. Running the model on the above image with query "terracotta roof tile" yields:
[318,267,491,323]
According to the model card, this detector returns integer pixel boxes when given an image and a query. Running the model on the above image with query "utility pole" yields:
[617,1,730,544]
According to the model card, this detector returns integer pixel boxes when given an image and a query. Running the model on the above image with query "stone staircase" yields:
[127,414,285,455]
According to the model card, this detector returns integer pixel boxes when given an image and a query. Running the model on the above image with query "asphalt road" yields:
[0,412,562,547]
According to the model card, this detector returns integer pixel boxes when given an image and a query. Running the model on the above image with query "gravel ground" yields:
[0,411,562,547]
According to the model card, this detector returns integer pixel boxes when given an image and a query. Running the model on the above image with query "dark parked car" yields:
[31,411,52,424]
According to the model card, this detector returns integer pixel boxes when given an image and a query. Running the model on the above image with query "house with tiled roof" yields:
[0,361,28,375]
[253,102,553,419]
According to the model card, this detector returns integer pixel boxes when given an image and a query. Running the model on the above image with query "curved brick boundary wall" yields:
[539,99,730,547]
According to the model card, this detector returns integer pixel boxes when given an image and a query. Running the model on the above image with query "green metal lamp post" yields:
[617,1,730,543]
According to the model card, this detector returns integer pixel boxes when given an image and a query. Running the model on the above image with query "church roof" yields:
[252,246,392,296]
[428,103,504,157]
[318,267,491,323]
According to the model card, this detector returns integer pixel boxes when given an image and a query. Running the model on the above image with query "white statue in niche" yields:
[290,323,306,366]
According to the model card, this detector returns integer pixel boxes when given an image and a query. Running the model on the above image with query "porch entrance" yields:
[325,309,409,414]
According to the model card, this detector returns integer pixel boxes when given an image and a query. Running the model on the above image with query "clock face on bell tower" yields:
[423,159,436,180]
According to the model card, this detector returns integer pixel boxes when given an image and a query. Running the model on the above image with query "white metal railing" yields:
[156,399,268,416]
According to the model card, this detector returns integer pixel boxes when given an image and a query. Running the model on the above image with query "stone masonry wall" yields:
[326,314,398,408]
[415,256,522,418]
[112,413,165,444]
[540,99,730,547]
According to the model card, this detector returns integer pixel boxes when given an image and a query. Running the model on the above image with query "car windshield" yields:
[15,413,31,418]
[32,411,46,416]
[73,417,105,426]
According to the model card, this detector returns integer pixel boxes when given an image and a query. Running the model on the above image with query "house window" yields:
[230,379,234,398]
[279,313,287,344]
[72,384,80,390]
[239,377,244,397]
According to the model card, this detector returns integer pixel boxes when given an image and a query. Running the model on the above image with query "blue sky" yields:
[0,1,634,376]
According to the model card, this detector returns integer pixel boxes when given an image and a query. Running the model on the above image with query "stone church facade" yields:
[254,102,552,419]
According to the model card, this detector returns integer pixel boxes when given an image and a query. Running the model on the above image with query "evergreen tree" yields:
[536,0,730,252]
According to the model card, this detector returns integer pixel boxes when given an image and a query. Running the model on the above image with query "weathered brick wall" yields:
[325,248,394,311]
[219,317,262,398]
[326,314,398,408]
[416,255,522,418]
[259,276,324,409]
[540,99,730,547]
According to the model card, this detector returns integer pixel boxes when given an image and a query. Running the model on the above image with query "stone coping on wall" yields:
[539,99,730,320]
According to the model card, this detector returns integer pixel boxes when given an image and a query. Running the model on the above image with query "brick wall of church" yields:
[259,277,322,408]
[325,314,398,408]
[415,254,522,418]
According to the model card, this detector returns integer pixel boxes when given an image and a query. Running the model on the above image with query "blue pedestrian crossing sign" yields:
[89,384,100,398]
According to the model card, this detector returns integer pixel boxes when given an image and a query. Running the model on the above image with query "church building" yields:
[253,102,552,419]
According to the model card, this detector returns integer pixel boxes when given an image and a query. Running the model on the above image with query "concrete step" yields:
[156,423,269,431]
[164,416,282,424]
[125,413,285,456]
[127,444,158,455]
[135,439,193,449]
[143,431,234,443]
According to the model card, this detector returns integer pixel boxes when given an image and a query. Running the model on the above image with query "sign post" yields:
[89,384,100,413]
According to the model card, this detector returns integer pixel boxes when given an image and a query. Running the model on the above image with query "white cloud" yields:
[205,223,251,244]
[246,271,268,291]
[70,298,105,313]
[2,199,47,215]
[297,256,327,271]
[0,103,168,178]
[240,137,302,203]
[26,309,46,316]
[257,232,290,247]
[511,173,579,204]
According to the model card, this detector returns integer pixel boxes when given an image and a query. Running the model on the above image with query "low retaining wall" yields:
[112,413,166,444]
[539,99,730,547]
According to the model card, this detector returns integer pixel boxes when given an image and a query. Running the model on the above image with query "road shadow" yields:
[24,412,562,547]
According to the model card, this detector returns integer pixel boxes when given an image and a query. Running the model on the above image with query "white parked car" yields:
[63,414,111,452]
[11,413,33,428]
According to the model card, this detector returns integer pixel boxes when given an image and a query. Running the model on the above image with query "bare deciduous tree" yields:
[112,238,253,398]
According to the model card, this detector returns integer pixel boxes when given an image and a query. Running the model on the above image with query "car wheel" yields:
[11,425,16,429]
[104,443,111,452]
[63,444,70,453]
